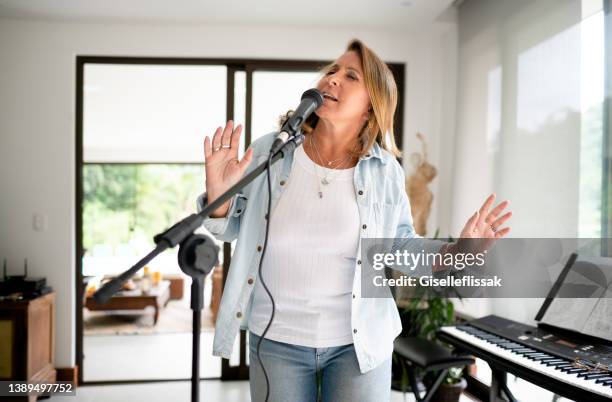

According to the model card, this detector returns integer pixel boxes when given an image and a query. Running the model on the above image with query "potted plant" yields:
[431,367,467,402]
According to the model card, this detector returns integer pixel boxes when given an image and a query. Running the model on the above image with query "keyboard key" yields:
[532,356,555,361]
[543,360,566,365]
[562,368,587,374]
[547,362,571,367]
[581,372,611,380]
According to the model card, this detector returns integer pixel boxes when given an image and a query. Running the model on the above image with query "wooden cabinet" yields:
[0,292,56,402]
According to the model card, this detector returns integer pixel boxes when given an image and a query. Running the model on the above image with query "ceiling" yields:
[0,0,456,31]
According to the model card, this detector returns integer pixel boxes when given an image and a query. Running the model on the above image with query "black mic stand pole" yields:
[92,133,305,402]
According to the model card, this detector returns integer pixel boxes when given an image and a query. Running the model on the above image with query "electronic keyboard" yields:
[438,315,612,401]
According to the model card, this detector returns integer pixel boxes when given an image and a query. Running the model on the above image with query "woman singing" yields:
[198,39,511,402]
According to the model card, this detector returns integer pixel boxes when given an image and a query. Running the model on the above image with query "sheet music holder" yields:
[535,253,612,344]
[534,252,577,322]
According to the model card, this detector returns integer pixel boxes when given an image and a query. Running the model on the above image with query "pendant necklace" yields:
[308,135,353,198]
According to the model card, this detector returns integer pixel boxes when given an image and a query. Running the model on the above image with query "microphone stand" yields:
[93,133,304,402]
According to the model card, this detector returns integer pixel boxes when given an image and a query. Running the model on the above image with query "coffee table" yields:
[85,280,171,325]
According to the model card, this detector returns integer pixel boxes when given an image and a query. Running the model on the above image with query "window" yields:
[82,164,204,276]
[82,63,227,274]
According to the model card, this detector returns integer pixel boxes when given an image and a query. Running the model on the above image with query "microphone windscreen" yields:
[301,88,324,108]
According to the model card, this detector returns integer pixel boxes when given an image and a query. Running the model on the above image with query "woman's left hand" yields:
[459,193,512,247]
[433,196,512,274]
[433,194,512,274]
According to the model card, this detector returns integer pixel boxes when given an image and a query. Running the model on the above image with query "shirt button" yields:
[280,180,286,186]
[236,312,242,318]
[353,329,358,334]
[264,213,269,220]
[247,278,254,285]
[352,294,356,299]
[358,190,363,195]
[362,224,367,230]
[257,245,262,251]
[236,209,242,214]
[357,260,362,265]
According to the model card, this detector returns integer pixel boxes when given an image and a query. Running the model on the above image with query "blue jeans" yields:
[248,331,391,402]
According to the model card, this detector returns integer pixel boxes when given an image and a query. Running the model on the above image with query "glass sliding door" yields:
[80,62,227,382]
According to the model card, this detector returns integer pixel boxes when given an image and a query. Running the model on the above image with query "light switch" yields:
[33,213,48,231]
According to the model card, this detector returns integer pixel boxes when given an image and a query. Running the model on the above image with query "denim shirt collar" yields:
[360,141,387,165]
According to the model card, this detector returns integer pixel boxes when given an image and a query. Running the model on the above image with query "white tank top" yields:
[247,145,360,348]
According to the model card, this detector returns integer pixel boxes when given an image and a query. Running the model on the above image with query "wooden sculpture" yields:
[406,133,437,236]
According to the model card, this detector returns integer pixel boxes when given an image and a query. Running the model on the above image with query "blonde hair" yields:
[280,39,401,158]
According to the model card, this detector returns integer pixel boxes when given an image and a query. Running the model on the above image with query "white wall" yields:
[453,0,588,323]
[0,18,457,368]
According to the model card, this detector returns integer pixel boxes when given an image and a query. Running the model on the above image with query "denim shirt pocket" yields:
[371,202,402,238]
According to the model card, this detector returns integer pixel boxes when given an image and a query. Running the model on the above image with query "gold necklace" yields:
[307,136,353,198]
[309,135,353,169]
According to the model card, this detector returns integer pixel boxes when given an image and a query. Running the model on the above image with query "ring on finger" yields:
[213,146,221,152]
[221,144,231,149]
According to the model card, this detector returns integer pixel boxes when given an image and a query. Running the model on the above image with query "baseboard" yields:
[56,366,79,386]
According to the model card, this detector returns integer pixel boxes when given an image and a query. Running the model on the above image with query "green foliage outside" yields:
[83,164,204,256]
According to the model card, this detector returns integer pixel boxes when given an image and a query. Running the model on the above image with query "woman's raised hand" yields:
[204,120,253,217]
[460,193,512,240]
[456,193,512,254]
[433,194,512,273]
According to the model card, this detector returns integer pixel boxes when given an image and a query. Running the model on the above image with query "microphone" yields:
[270,88,324,154]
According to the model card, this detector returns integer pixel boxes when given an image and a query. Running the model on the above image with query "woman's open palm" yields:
[458,193,512,253]
[204,121,253,217]
[204,120,253,196]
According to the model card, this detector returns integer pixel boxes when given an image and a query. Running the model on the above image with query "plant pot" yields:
[431,378,467,402]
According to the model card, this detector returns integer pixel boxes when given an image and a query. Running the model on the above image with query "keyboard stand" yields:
[491,367,517,402]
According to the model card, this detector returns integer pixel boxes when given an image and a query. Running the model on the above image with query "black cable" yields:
[255,151,276,402]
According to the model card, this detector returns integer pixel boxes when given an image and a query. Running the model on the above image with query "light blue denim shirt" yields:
[196,132,445,374]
